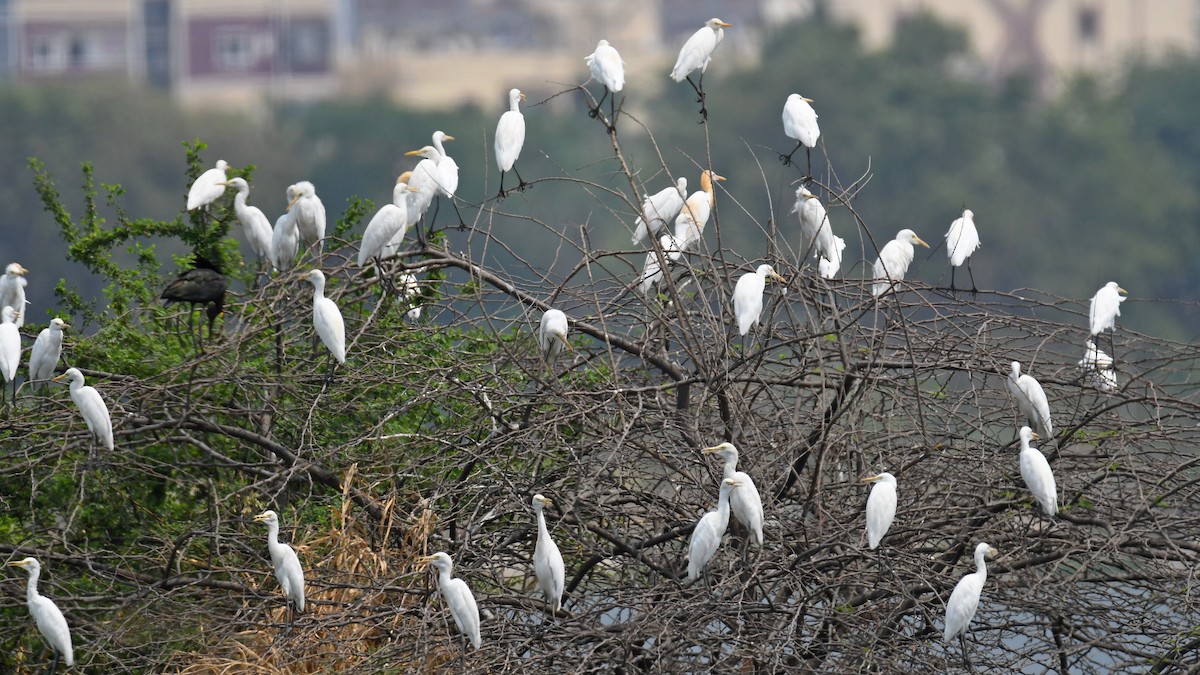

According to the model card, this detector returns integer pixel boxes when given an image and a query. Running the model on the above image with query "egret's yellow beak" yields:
[718,21,733,28]
[1029,431,1041,440]
[6,560,26,568]
[404,149,424,157]
[914,236,930,248]
[803,97,814,103]
[442,135,455,142]
[1118,287,1128,295]
[286,194,302,211]
[861,475,882,484]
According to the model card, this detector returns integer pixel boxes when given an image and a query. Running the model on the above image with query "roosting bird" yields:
[632,177,687,245]
[0,262,28,327]
[29,317,68,390]
[732,264,786,336]
[1017,427,1057,517]
[538,309,572,364]
[862,472,897,550]
[944,542,998,669]
[585,39,625,122]
[53,367,114,453]
[1089,281,1127,336]
[703,443,764,546]
[531,494,565,613]
[792,186,844,279]
[686,477,740,583]
[301,269,346,365]
[781,93,820,172]
[495,88,528,198]
[670,18,732,120]
[253,509,306,631]
[945,208,981,293]
[872,229,929,296]
[160,256,228,343]
[8,557,73,673]
[186,159,228,211]
[422,552,482,651]
[1006,361,1053,438]
[220,177,273,264]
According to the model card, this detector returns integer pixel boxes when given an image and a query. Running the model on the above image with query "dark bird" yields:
[161,255,227,345]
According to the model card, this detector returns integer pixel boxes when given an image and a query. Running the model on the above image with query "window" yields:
[214,29,254,70]
[1078,7,1100,43]
[28,32,67,71]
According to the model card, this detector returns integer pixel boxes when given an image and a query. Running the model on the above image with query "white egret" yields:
[670,18,732,119]
[732,264,786,336]
[0,262,28,327]
[632,177,687,245]
[29,318,68,390]
[945,208,981,293]
[0,307,19,393]
[538,309,572,364]
[862,472,897,550]
[943,542,998,668]
[495,88,527,197]
[359,176,420,266]
[404,144,444,227]
[1078,340,1117,392]
[271,187,300,272]
[301,270,346,365]
[1017,427,1057,517]
[431,131,460,199]
[286,181,326,258]
[421,551,482,651]
[53,367,114,452]
[1006,361,1053,438]
[638,234,679,296]
[585,39,625,122]
[399,272,422,320]
[186,159,228,211]
[531,494,565,613]
[381,171,418,260]
[702,443,764,546]
[686,477,739,583]
[220,177,273,264]
[673,170,726,257]
[872,229,930,296]
[253,510,306,630]
[1089,281,1127,336]
[7,557,73,672]
[791,186,844,279]
[781,93,820,172]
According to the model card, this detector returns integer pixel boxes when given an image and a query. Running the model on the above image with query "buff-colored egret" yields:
[673,170,725,257]
[1078,340,1117,392]
[53,367,113,453]
[186,159,228,211]
[0,262,28,327]
[944,542,998,669]
[791,186,844,279]
[286,181,326,258]
[271,187,300,272]
[29,318,68,390]
[945,208,981,293]
[781,94,820,173]
[421,552,482,651]
[1089,281,1127,336]
[160,256,227,345]
[220,177,273,264]
[638,234,679,296]
[301,270,346,365]
[8,557,73,672]
[872,229,929,296]
[862,472,897,550]
[632,177,687,245]
[703,443,764,546]
[585,39,625,123]
[253,510,306,631]
[0,307,19,396]
[359,177,420,266]
[686,477,740,583]
[1017,427,1057,517]
[1006,361,1053,438]
[670,18,732,120]
[495,88,527,197]
[538,309,572,364]
[733,264,786,336]
[531,494,564,613]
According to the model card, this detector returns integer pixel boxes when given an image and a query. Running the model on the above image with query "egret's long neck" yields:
[433,138,446,158]
[234,189,249,208]
[716,488,732,526]
[311,279,325,301]
[722,458,736,479]
[975,551,988,581]
[266,520,280,548]
[536,508,550,543]
[701,173,714,204]
[24,570,40,604]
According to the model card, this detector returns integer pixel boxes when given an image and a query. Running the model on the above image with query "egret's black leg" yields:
[779,140,803,166]
[589,87,608,118]
[48,650,59,675]
[497,171,509,199]
[514,166,529,192]
[609,93,620,130]
[950,266,958,293]
[449,196,467,230]
[960,632,973,671]
[967,258,978,296]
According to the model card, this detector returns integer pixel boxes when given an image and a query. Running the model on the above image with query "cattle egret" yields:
[359,177,420,265]
[421,552,482,651]
[53,367,114,452]
[29,318,68,390]
[670,18,732,119]
[1089,282,1127,336]
[7,558,73,672]
[186,159,228,211]
[495,88,528,197]
[538,309,572,364]
[287,181,326,258]
[0,263,28,327]
[862,473,897,550]
[686,477,740,582]
[673,170,725,256]
[703,443,764,546]
[781,94,820,172]
[531,494,565,613]
[1017,427,1057,517]
[585,39,625,123]
[944,542,998,669]
[732,264,786,336]
[945,209,981,293]
[791,186,844,278]
[632,177,687,245]
[872,229,929,296]
[252,510,306,630]
[220,177,273,264]
[302,270,346,365]
[1006,361,1053,438]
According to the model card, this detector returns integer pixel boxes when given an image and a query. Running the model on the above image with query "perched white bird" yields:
[220,177,273,263]
[422,552,482,650]
[398,271,422,320]
[862,472,897,550]
[359,176,420,265]
[1089,281,1127,336]
[638,234,680,296]
[404,144,445,224]
[791,186,844,278]
[7,557,73,672]
[538,309,572,363]
[1078,340,1117,392]
[53,367,114,451]
[286,181,326,258]
[186,159,228,211]
[0,262,28,327]
[381,171,418,260]
[0,306,19,387]
[670,18,731,83]
[632,177,687,245]
[28,317,68,389]
[943,542,998,646]
[271,208,300,272]
[781,94,820,169]
[703,443,764,546]
[732,264,786,336]
[673,170,726,256]
[253,510,306,629]
[495,88,527,196]
[872,229,930,296]
[1006,361,1053,438]
[1017,427,1057,517]
[302,270,346,365]
[531,494,565,613]
[586,39,625,93]
[945,209,981,292]
[686,477,739,582]
[431,131,460,199]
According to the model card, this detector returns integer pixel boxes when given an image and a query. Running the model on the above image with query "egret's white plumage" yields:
[943,542,997,644]
[638,234,679,296]
[670,18,731,82]
[186,159,228,211]
[53,367,114,451]
[686,477,739,582]
[287,181,326,257]
[872,229,929,296]
[733,264,786,336]
[632,177,687,245]
[1018,427,1057,517]
[791,186,844,278]
[398,272,422,320]
[862,472,897,550]
[945,209,981,267]
[586,39,625,92]
[8,558,73,670]
[0,262,28,327]
[1079,340,1117,391]
[221,178,273,262]
[29,318,68,389]
[531,494,565,613]
[538,309,571,363]
[271,187,300,271]
[431,131,460,198]
[1089,281,1127,336]
[1006,361,1053,438]
[359,176,420,265]
[422,552,482,650]
[673,170,725,256]
[703,443,764,546]
[495,89,527,193]
[0,306,19,385]
[301,270,345,365]
[782,94,820,148]
[404,144,444,223]
[253,510,306,626]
